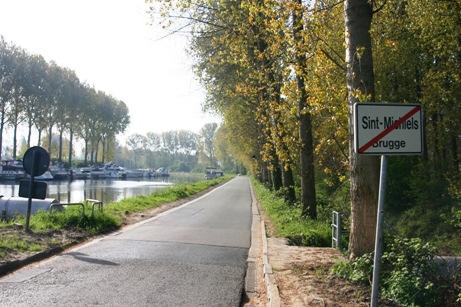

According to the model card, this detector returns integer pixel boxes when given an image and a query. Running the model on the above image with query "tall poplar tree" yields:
[344,0,380,257]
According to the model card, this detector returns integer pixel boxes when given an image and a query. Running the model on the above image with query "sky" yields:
[0,0,219,146]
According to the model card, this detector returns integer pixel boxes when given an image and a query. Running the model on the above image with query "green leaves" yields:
[0,37,129,161]
[332,236,460,306]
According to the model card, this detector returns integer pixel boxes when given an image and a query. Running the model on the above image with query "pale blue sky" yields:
[0,0,219,146]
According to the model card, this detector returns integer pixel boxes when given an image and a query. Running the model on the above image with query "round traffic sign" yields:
[23,146,50,176]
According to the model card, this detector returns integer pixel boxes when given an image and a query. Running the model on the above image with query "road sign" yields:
[23,146,50,176]
[353,103,423,155]
[22,146,50,232]
[19,180,47,200]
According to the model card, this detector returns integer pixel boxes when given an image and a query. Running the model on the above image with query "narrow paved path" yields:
[0,176,252,306]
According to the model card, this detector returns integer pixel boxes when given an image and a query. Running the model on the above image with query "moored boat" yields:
[34,171,54,180]
[125,169,145,178]
[153,167,169,178]
[0,160,25,181]
[50,163,69,180]
[102,162,127,179]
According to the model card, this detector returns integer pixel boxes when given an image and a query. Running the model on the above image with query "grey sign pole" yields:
[25,150,37,232]
[371,155,388,307]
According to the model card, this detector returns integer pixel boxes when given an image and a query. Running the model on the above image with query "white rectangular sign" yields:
[354,103,423,155]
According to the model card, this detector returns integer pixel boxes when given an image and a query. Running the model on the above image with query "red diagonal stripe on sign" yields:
[358,105,421,154]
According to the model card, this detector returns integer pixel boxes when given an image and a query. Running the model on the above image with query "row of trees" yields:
[154,0,460,257]
[117,123,236,171]
[0,37,130,166]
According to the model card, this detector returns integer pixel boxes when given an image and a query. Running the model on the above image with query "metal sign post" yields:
[22,146,50,232]
[353,103,423,306]
[24,150,37,232]
[371,155,387,307]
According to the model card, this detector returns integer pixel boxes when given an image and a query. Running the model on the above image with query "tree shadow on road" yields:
[64,252,119,266]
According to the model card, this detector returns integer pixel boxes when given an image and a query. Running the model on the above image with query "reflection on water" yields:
[0,173,204,204]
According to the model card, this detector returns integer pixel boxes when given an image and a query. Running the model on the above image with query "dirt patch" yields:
[268,237,371,306]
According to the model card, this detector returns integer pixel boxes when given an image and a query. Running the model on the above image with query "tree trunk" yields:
[0,109,5,161]
[432,114,440,169]
[95,140,100,163]
[293,0,317,219]
[58,129,63,162]
[84,139,88,164]
[102,139,106,163]
[48,124,53,155]
[298,105,317,218]
[37,128,42,146]
[266,163,273,188]
[12,123,18,160]
[90,148,94,164]
[261,164,269,185]
[451,133,458,173]
[345,0,380,258]
[272,157,283,191]
[281,164,296,204]
[68,128,73,167]
[27,120,33,148]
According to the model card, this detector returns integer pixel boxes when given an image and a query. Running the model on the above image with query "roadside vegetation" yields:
[156,1,460,305]
[0,176,231,264]
[254,175,461,305]
[332,237,461,306]
[252,178,331,247]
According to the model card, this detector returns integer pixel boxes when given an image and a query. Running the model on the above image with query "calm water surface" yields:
[0,173,204,204]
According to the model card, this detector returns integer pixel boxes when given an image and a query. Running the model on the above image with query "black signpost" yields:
[21,146,50,232]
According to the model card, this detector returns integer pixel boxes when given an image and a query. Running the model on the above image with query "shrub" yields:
[332,236,455,306]
[332,253,374,284]
[381,238,438,306]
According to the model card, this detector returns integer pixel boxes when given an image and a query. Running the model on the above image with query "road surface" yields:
[0,176,252,306]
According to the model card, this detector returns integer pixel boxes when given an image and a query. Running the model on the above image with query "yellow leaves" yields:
[350,89,372,103]
[384,39,398,50]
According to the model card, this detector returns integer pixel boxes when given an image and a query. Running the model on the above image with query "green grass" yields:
[104,178,230,218]
[0,233,46,258]
[0,175,232,260]
[252,178,331,247]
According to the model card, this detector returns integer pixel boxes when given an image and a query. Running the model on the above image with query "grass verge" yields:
[0,175,232,264]
[251,178,330,247]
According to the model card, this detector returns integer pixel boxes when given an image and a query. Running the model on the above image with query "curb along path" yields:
[245,182,281,307]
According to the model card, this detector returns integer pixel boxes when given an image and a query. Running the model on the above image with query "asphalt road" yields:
[0,176,252,307]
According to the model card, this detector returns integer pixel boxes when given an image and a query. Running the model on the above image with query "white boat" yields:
[89,167,105,179]
[125,169,145,178]
[0,160,25,181]
[70,168,90,180]
[34,171,54,181]
[102,163,127,179]
[78,163,128,179]
[50,164,69,180]
[154,167,170,178]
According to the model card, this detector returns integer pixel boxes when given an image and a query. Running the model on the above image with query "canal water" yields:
[0,173,204,204]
